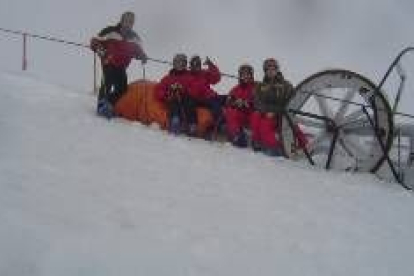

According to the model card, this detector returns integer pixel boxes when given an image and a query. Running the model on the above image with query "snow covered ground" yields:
[1,71,414,275]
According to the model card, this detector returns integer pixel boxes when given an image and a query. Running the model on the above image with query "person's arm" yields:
[155,77,170,102]
[204,58,221,85]
[90,26,115,54]
[98,26,116,37]
[225,87,237,107]
[277,81,294,111]
[129,32,148,63]
[134,43,148,63]
[253,86,264,112]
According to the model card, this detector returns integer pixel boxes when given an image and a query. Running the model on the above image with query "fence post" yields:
[22,33,27,70]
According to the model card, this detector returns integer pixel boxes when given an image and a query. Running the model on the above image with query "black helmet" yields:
[238,64,254,77]
[190,55,201,71]
[172,53,187,70]
[263,58,279,72]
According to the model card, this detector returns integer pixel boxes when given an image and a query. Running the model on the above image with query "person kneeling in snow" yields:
[251,58,307,156]
[90,11,147,118]
[223,64,256,147]
[155,54,197,135]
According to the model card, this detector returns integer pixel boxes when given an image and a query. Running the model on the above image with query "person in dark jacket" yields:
[251,58,306,156]
[90,11,147,118]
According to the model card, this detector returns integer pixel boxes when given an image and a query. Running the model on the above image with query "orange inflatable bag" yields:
[114,79,214,136]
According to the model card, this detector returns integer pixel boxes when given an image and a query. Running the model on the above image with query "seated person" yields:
[223,64,256,147]
[188,55,226,137]
[251,58,307,156]
[154,53,196,135]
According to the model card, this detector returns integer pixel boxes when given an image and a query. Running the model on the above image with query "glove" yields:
[138,52,148,64]
[204,56,212,66]
[90,38,102,51]
[90,38,106,57]
[96,46,106,57]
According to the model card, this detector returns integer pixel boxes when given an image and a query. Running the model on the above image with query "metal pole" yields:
[141,63,147,123]
[284,110,315,165]
[93,53,97,93]
[392,63,406,114]
[362,106,410,189]
[325,130,339,170]
[22,33,27,70]
[142,63,146,80]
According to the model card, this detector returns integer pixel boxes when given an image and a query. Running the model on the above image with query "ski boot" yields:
[251,141,262,152]
[187,124,198,137]
[169,116,181,135]
[97,99,114,119]
[232,131,248,148]
[263,147,284,157]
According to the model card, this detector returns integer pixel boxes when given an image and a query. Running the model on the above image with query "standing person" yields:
[155,53,196,135]
[187,55,225,136]
[90,11,147,118]
[223,64,256,147]
[251,58,306,156]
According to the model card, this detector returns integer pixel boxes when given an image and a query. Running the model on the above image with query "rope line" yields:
[1,27,413,119]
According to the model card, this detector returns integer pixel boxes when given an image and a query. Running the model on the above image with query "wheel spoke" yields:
[340,135,372,160]
[342,119,373,135]
[315,93,334,119]
[283,69,393,172]
[340,109,365,127]
[338,136,356,158]
[295,117,326,129]
[308,131,330,154]
[334,88,356,123]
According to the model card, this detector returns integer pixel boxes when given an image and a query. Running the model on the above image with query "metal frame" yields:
[282,47,414,190]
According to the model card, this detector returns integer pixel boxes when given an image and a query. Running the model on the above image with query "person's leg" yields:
[250,111,262,151]
[198,97,226,140]
[260,116,283,156]
[97,79,107,103]
[294,124,308,149]
[181,95,198,135]
[107,68,128,106]
[183,96,198,125]
[97,65,114,102]
[167,98,182,134]
[97,66,116,117]
[205,97,223,122]
[224,108,242,140]
[224,108,248,147]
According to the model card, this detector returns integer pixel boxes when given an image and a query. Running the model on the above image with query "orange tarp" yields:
[114,79,214,135]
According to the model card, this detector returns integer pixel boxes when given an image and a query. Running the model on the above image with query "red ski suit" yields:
[187,63,221,102]
[155,69,192,102]
[90,24,146,69]
[223,82,255,139]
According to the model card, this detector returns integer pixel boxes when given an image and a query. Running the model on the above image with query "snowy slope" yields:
[1,71,414,276]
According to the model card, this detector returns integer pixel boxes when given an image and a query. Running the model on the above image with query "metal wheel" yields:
[280,69,394,173]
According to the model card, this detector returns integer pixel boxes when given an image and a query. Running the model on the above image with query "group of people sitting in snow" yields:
[90,11,307,157]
